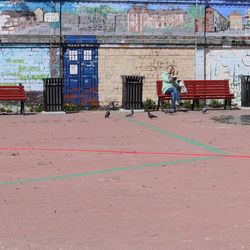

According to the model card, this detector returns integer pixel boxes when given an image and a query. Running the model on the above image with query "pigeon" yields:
[110,101,118,110]
[111,101,115,110]
[202,107,208,114]
[148,110,157,119]
[125,109,134,117]
[105,110,110,118]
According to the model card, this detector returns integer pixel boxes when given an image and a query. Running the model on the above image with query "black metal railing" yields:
[121,75,144,109]
[43,78,64,111]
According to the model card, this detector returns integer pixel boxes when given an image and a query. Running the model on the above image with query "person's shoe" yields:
[169,109,175,114]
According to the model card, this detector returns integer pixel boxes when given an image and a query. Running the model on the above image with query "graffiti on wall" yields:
[0,1,249,36]
[0,47,50,91]
[207,49,250,104]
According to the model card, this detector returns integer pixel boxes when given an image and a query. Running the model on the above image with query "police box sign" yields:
[64,44,98,48]
[44,13,59,23]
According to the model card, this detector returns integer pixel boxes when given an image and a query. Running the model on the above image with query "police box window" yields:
[70,64,78,75]
[69,50,78,61]
[84,50,92,60]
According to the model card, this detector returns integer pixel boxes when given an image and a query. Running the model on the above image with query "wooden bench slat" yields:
[0,95,27,97]
[0,90,22,92]
[0,95,27,98]
[0,98,27,100]
[0,92,26,94]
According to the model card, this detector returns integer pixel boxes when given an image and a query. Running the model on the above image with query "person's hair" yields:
[167,65,175,75]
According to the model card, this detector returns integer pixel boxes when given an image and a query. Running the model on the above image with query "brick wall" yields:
[98,47,195,106]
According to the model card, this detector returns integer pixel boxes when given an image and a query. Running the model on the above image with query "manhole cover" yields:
[211,115,250,125]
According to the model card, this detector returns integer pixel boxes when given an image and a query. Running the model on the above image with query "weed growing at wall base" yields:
[208,99,224,108]
[143,98,157,110]
[64,103,82,112]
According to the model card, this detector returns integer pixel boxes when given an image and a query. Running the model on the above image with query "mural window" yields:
[69,50,78,61]
[69,64,78,75]
[84,50,92,60]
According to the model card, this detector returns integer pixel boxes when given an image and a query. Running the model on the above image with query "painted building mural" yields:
[0,1,250,36]
[0,0,60,35]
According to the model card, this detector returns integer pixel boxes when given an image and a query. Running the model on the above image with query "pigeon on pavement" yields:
[202,107,208,114]
[148,110,157,119]
[125,109,134,117]
[105,110,110,118]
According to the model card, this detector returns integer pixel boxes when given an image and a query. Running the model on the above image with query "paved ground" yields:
[0,109,250,250]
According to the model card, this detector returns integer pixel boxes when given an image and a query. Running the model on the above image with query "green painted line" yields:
[0,156,214,186]
[126,118,230,155]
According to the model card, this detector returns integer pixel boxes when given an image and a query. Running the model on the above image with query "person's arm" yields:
[162,72,171,83]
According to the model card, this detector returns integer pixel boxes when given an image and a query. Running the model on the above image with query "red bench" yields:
[156,79,235,111]
[0,84,27,114]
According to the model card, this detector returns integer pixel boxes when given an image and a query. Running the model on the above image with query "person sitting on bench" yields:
[161,65,182,112]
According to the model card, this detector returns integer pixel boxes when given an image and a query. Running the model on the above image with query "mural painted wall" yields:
[206,48,250,105]
[0,1,250,37]
[62,2,244,36]
[0,47,50,91]
[0,0,60,35]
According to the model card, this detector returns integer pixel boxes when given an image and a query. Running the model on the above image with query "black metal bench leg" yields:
[192,100,195,110]
[157,98,160,111]
[20,101,25,115]
[224,99,227,110]
[161,100,164,112]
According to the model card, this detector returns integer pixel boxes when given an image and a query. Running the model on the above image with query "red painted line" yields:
[0,147,249,159]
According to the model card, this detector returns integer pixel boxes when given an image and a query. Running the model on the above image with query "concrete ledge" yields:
[1,35,250,47]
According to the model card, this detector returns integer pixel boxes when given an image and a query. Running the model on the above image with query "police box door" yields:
[63,36,98,108]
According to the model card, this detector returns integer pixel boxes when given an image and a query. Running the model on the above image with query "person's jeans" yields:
[165,87,181,110]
